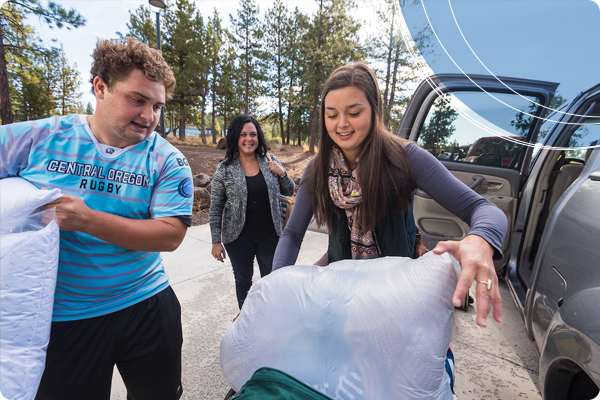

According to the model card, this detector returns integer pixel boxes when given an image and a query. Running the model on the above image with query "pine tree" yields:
[301,0,363,153]
[217,42,243,134]
[121,5,156,48]
[5,9,81,122]
[0,0,85,124]
[419,94,458,151]
[284,7,308,146]
[162,0,204,140]
[208,9,225,144]
[196,15,212,144]
[368,0,422,131]
[264,0,290,145]
[229,0,265,115]
[55,46,83,115]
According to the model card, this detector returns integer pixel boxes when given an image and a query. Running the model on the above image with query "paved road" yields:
[111,225,542,399]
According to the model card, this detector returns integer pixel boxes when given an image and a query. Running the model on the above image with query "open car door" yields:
[397,74,558,271]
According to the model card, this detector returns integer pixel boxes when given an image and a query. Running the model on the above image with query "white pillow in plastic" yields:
[1,178,61,400]
[220,253,460,400]
[0,177,61,232]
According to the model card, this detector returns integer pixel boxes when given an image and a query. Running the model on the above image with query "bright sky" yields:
[13,0,381,109]
[399,0,599,107]
[4,0,599,125]
[397,0,600,143]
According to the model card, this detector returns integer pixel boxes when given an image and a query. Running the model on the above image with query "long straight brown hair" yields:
[306,62,413,232]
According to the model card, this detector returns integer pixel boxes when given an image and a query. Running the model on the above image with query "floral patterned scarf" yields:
[328,147,379,260]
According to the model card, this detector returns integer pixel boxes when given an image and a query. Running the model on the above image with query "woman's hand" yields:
[268,160,286,178]
[432,234,501,328]
[212,242,226,263]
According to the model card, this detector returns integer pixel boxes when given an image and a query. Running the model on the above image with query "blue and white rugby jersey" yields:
[0,115,194,321]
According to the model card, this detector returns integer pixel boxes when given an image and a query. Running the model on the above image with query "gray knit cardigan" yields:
[209,153,295,244]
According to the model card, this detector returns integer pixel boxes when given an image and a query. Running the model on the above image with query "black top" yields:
[240,170,276,240]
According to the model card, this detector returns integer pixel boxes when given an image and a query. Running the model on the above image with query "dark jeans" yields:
[224,233,279,309]
[35,287,183,400]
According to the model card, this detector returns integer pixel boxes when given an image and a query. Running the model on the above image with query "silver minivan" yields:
[397,74,600,400]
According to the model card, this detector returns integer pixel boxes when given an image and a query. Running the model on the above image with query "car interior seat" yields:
[529,151,586,264]
[545,163,585,212]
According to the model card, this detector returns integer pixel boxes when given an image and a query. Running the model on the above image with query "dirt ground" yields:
[167,137,315,225]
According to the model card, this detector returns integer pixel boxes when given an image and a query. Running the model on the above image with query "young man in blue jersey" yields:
[0,37,193,400]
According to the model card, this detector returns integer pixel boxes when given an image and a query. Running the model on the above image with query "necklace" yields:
[241,158,257,176]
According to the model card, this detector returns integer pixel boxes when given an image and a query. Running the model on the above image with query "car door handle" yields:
[470,175,485,191]
[484,181,504,191]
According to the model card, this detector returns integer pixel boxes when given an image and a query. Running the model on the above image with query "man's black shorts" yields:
[35,286,183,400]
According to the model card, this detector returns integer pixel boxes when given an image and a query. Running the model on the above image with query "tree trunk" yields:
[382,7,396,128]
[308,2,324,154]
[200,97,207,144]
[0,22,14,125]
[286,103,291,145]
[22,79,28,121]
[211,84,217,144]
[286,42,295,145]
[278,63,285,145]
[179,103,186,140]
[388,39,402,129]
[309,62,321,154]
[244,25,250,114]
[309,98,318,153]
[296,122,301,146]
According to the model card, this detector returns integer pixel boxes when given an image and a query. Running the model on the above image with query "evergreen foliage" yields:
[2,0,429,141]
[1,0,85,124]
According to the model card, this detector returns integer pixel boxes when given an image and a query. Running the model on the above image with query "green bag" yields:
[231,367,334,400]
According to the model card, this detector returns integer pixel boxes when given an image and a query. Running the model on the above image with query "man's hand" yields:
[432,235,501,328]
[44,193,187,252]
[44,194,92,231]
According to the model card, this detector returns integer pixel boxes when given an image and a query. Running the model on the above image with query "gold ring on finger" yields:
[477,279,493,291]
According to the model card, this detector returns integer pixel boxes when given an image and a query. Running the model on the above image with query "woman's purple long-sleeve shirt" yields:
[272,143,508,270]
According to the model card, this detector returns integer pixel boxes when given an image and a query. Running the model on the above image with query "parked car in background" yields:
[464,135,526,167]
[397,74,600,400]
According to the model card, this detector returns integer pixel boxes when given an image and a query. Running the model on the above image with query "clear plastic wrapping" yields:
[1,178,61,400]
[220,252,460,399]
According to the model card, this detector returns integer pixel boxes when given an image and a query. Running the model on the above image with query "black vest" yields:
[327,201,417,262]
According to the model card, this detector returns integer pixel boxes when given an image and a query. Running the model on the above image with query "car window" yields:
[531,111,559,161]
[564,120,600,162]
[417,91,542,169]
[533,102,600,164]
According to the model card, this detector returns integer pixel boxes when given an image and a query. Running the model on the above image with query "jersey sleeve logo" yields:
[178,178,193,198]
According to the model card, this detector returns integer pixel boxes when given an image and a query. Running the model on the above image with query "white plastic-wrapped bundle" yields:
[220,253,460,400]
[1,178,61,400]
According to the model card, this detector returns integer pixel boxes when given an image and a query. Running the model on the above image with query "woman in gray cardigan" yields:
[210,115,295,309]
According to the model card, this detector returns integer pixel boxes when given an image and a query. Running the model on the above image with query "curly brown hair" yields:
[90,37,176,99]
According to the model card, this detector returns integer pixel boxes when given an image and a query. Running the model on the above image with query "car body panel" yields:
[540,308,600,400]
[529,161,600,347]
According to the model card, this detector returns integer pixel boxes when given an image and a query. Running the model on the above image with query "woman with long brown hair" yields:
[273,62,505,327]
